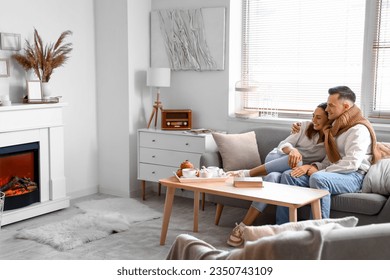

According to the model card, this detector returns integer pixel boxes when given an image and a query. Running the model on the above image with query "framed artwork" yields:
[151,7,226,71]
[0,59,10,77]
[0,33,21,51]
[27,80,42,100]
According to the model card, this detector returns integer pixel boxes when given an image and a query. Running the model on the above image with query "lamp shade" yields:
[147,68,171,87]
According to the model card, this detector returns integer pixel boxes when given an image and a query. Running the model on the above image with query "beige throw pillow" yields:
[212,131,261,171]
[243,216,358,242]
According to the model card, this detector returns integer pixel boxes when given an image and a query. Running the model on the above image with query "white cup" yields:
[182,168,198,178]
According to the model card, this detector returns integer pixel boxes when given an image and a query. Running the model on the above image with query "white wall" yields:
[151,0,232,131]
[95,0,151,197]
[0,0,99,198]
[0,0,245,200]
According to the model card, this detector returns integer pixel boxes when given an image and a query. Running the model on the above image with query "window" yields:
[239,0,389,121]
[368,0,390,118]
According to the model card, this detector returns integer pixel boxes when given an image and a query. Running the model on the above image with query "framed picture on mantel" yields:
[0,59,9,77]
[26,80,42,100]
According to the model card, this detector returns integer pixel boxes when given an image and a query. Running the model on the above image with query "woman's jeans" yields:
[264,152,302,174]
[250,152,302,212]
[275,170,365,224]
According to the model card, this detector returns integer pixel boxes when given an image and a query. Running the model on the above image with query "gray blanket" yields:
[166,223,342,260]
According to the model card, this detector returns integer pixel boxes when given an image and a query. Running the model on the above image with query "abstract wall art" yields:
[151,7,226,71]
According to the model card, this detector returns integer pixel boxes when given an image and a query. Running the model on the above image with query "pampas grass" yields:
[12,28,72,82]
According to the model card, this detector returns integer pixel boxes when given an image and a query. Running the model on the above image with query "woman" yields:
[227,102,330,247]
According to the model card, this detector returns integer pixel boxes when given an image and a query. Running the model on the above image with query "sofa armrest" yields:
[200,151,223,168]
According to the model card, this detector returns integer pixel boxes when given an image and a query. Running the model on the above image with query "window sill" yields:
[228,115,390,133]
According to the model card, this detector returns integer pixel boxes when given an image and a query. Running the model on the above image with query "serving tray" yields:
[174,173,230,183]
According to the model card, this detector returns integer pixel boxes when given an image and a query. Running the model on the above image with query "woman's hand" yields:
[288,148,302,168]
[291,122,302,134]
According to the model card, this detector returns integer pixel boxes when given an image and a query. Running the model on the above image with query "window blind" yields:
[241,0,366,117]
[370,0,390,117]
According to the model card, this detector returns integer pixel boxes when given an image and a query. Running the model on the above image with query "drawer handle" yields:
[152,139,156,142]
[152,155,156,158]
[152,171,156,174]
[185,143,189,146]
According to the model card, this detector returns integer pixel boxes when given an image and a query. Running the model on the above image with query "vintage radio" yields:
[161,109,192,130]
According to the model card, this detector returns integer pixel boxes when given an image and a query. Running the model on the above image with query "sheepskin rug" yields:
[15,198,162,251]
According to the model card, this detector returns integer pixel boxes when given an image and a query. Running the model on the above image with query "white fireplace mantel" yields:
[0,103,69,225]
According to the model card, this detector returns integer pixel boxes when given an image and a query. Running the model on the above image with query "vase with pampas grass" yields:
[12,28,72,99]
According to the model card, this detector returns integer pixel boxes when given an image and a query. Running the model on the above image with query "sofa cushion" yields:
[362,159,390,195]
[331,193,387,215]
[212,131,261,171]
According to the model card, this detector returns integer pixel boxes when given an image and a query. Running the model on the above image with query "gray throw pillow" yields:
[362,159,390,195]
[212,131,261,171]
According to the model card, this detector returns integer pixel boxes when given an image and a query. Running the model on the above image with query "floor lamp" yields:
[146,67,171,129]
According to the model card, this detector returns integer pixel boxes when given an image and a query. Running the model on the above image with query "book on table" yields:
[233,177,263,188]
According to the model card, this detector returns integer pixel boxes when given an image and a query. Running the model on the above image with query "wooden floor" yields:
[0,193,246,260]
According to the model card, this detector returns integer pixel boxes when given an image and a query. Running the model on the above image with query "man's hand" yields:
[290,164,318,177]
[290,165,310,177]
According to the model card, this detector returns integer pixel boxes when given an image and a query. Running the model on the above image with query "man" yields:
[276,86,381,224]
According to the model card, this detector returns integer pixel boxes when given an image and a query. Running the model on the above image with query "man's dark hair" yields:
[328,86,356,103]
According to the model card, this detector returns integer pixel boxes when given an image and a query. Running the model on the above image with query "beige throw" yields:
[323,105,381,164]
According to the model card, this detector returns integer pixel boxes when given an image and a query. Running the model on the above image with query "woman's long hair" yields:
[305,102,328,140]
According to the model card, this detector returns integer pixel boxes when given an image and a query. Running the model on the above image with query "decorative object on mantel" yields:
[22,95,61,104]
[26,80,42,100]
[0,58,10,77]
[146,67,171,128]
[0,94,12,106]
[23,79,61,104]
[12,28,72,100]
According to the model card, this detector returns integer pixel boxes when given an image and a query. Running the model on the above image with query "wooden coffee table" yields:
[158,176,329,245]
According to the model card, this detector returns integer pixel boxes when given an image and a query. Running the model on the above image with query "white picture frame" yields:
[0,33,21,51]
[27,80,42,100]
[0,59,10,77]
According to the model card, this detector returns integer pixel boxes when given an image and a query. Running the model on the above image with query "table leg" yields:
[311,199,322,219]
[160,187,175,245]
[289,207,298,222]
[214,204,224,225]
[193,191,199,232]
[142,180,146,200]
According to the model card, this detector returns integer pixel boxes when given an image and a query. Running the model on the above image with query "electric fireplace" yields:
[0,142,40,210]
[0,103,69,225]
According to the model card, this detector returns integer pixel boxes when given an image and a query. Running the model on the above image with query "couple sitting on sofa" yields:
[227,85,383,247]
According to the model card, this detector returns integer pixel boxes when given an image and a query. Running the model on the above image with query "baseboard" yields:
[98,186,129,198]
[68,185,99,199]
